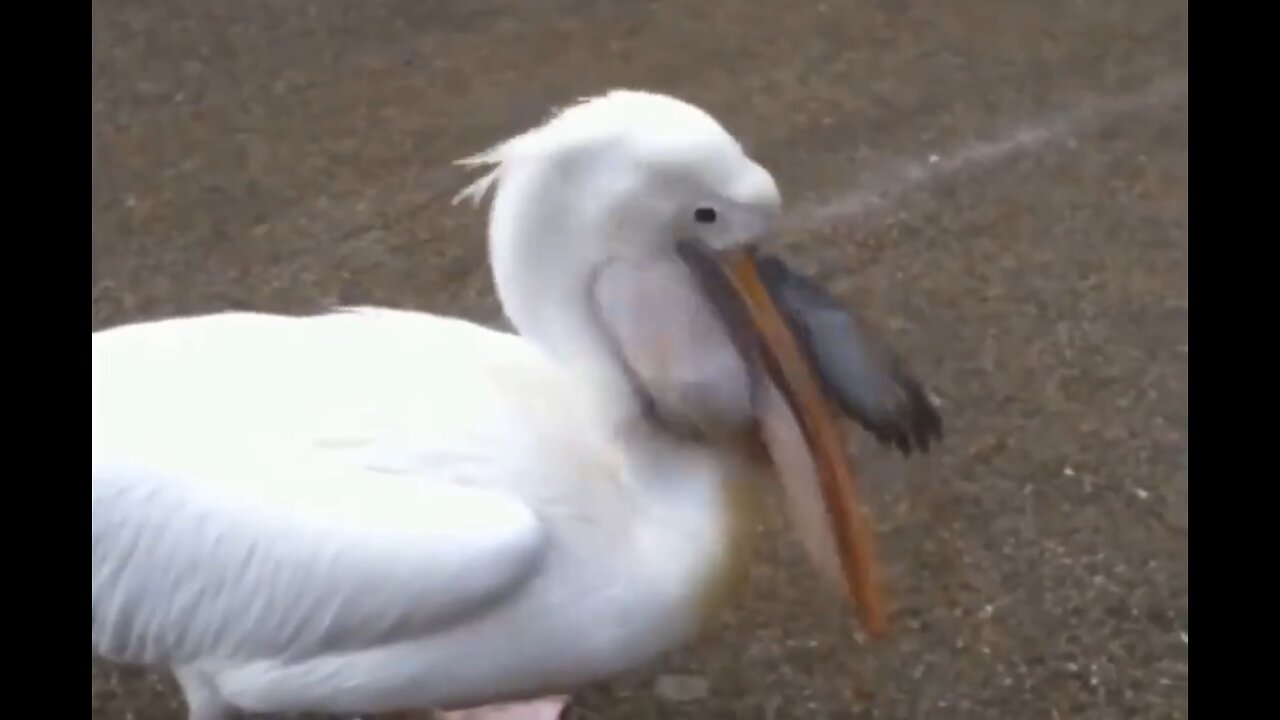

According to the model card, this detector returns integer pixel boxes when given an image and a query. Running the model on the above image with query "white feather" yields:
[92,458,546,666]
[92,308,741,715]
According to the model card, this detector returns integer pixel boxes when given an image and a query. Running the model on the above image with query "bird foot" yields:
[435,695,569,720]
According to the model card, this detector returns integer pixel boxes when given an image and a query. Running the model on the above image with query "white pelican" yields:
[92,89,942,720]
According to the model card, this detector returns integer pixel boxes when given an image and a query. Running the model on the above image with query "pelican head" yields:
[455,90,782,371]
[455,89,942,638]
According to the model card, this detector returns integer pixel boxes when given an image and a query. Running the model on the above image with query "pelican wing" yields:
[91,459,548,667]
[90,311,571,668]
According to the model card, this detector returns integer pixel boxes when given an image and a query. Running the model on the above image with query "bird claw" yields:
[435,695,570,720]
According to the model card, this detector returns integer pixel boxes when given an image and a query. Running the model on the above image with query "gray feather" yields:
[756,255,943,455]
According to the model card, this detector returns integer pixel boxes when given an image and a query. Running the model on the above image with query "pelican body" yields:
[92,90,941,720]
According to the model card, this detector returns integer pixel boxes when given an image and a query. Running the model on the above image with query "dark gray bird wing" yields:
[755,254,943,456]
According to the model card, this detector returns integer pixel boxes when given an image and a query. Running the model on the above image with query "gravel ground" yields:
[92,1,1188,718]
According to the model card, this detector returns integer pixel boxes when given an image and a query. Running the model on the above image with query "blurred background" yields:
[91,1,1188,718]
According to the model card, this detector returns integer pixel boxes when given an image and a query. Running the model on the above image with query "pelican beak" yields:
[677,237,941,640]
